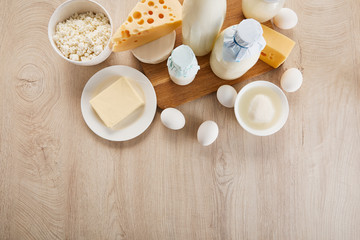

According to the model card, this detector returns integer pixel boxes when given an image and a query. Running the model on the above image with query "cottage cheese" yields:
[53,12,111,62]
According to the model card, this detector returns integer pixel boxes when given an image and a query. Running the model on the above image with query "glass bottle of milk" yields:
[182,0,227,56]
[210,19,266,80]
[242,0,285,23]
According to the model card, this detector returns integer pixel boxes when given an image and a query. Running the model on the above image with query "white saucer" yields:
[81,65,157,141]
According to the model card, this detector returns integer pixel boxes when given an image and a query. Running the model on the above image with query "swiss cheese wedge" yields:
[111,0,182,52]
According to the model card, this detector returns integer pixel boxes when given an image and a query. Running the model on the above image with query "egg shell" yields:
[273,8,298,30]
[197,121,219,146]
[217,85,237,108]
[161,108,186,130]
[280,68,303,92]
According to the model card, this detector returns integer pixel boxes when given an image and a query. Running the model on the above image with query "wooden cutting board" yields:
[140,0,274,109]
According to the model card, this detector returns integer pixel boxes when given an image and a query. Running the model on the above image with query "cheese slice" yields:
[131,30,176,64]
[111,0,182,52]
[260,25,296,68]
[90,77,145,128]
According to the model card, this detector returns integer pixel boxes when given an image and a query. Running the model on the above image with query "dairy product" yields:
[234,81,289,136]
[238,86,282,131]
[90,77,145,128]
[167,45,200,85]
[242,0,285,23]
[248,94,275,123]
[210,19,266,80]
[131,31,176,64]
[53,12,111,61]
[260,25,295,68]
[210,30,260,80]
[182,0,226,56]
[111,0,182,52]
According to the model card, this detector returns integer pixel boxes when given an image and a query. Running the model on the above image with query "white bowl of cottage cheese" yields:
[48,0,113,66]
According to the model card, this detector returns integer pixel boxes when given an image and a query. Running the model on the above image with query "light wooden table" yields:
[1,0,360,239]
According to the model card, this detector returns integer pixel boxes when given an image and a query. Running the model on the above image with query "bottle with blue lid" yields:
[167,45,200,86]
[242,0,285,23]
[210,19,266,80]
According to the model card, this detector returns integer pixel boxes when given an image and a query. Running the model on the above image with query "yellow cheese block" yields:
[90,77,145,128]
[260,25,296,68]
[111,0,182,52]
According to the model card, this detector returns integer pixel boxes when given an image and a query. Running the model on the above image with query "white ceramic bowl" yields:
[48,0,113,66]
[234,81,289,136]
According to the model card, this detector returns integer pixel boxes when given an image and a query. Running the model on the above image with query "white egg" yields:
[161,108,186,130]
[273,8,298,30]
[280,68,303,92]
[197,121,219,146]
[217,85,237,108]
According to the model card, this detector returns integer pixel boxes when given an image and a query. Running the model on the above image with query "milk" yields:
[210,28,260,80]
[182,0,226,56]
[167,45,200,86]
[210,19,266,81]
[242,0,285,23]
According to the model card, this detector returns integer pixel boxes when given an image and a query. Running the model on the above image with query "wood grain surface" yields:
[0,0,360,239]
[141,0,274,109]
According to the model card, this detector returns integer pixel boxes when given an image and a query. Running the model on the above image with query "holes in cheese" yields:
[133,11,142,19]
[121,30,130,38]
[111,0,182,52]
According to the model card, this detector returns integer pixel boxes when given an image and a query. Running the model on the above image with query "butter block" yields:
[90,77,145,128]
[111,0,182,52]
[260,25,295,68]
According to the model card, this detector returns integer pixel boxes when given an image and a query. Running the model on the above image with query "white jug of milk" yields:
[182,0,227,56]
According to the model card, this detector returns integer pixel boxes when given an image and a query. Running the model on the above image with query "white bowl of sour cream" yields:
[234,81,289,136]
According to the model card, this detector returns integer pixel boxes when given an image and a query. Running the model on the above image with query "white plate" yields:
[81,65,157,141]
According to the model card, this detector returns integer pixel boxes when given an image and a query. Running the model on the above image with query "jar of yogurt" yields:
[167,45,200,86]
[210,19,266,80]
[182,0,227,56]
[242,0,285,23]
